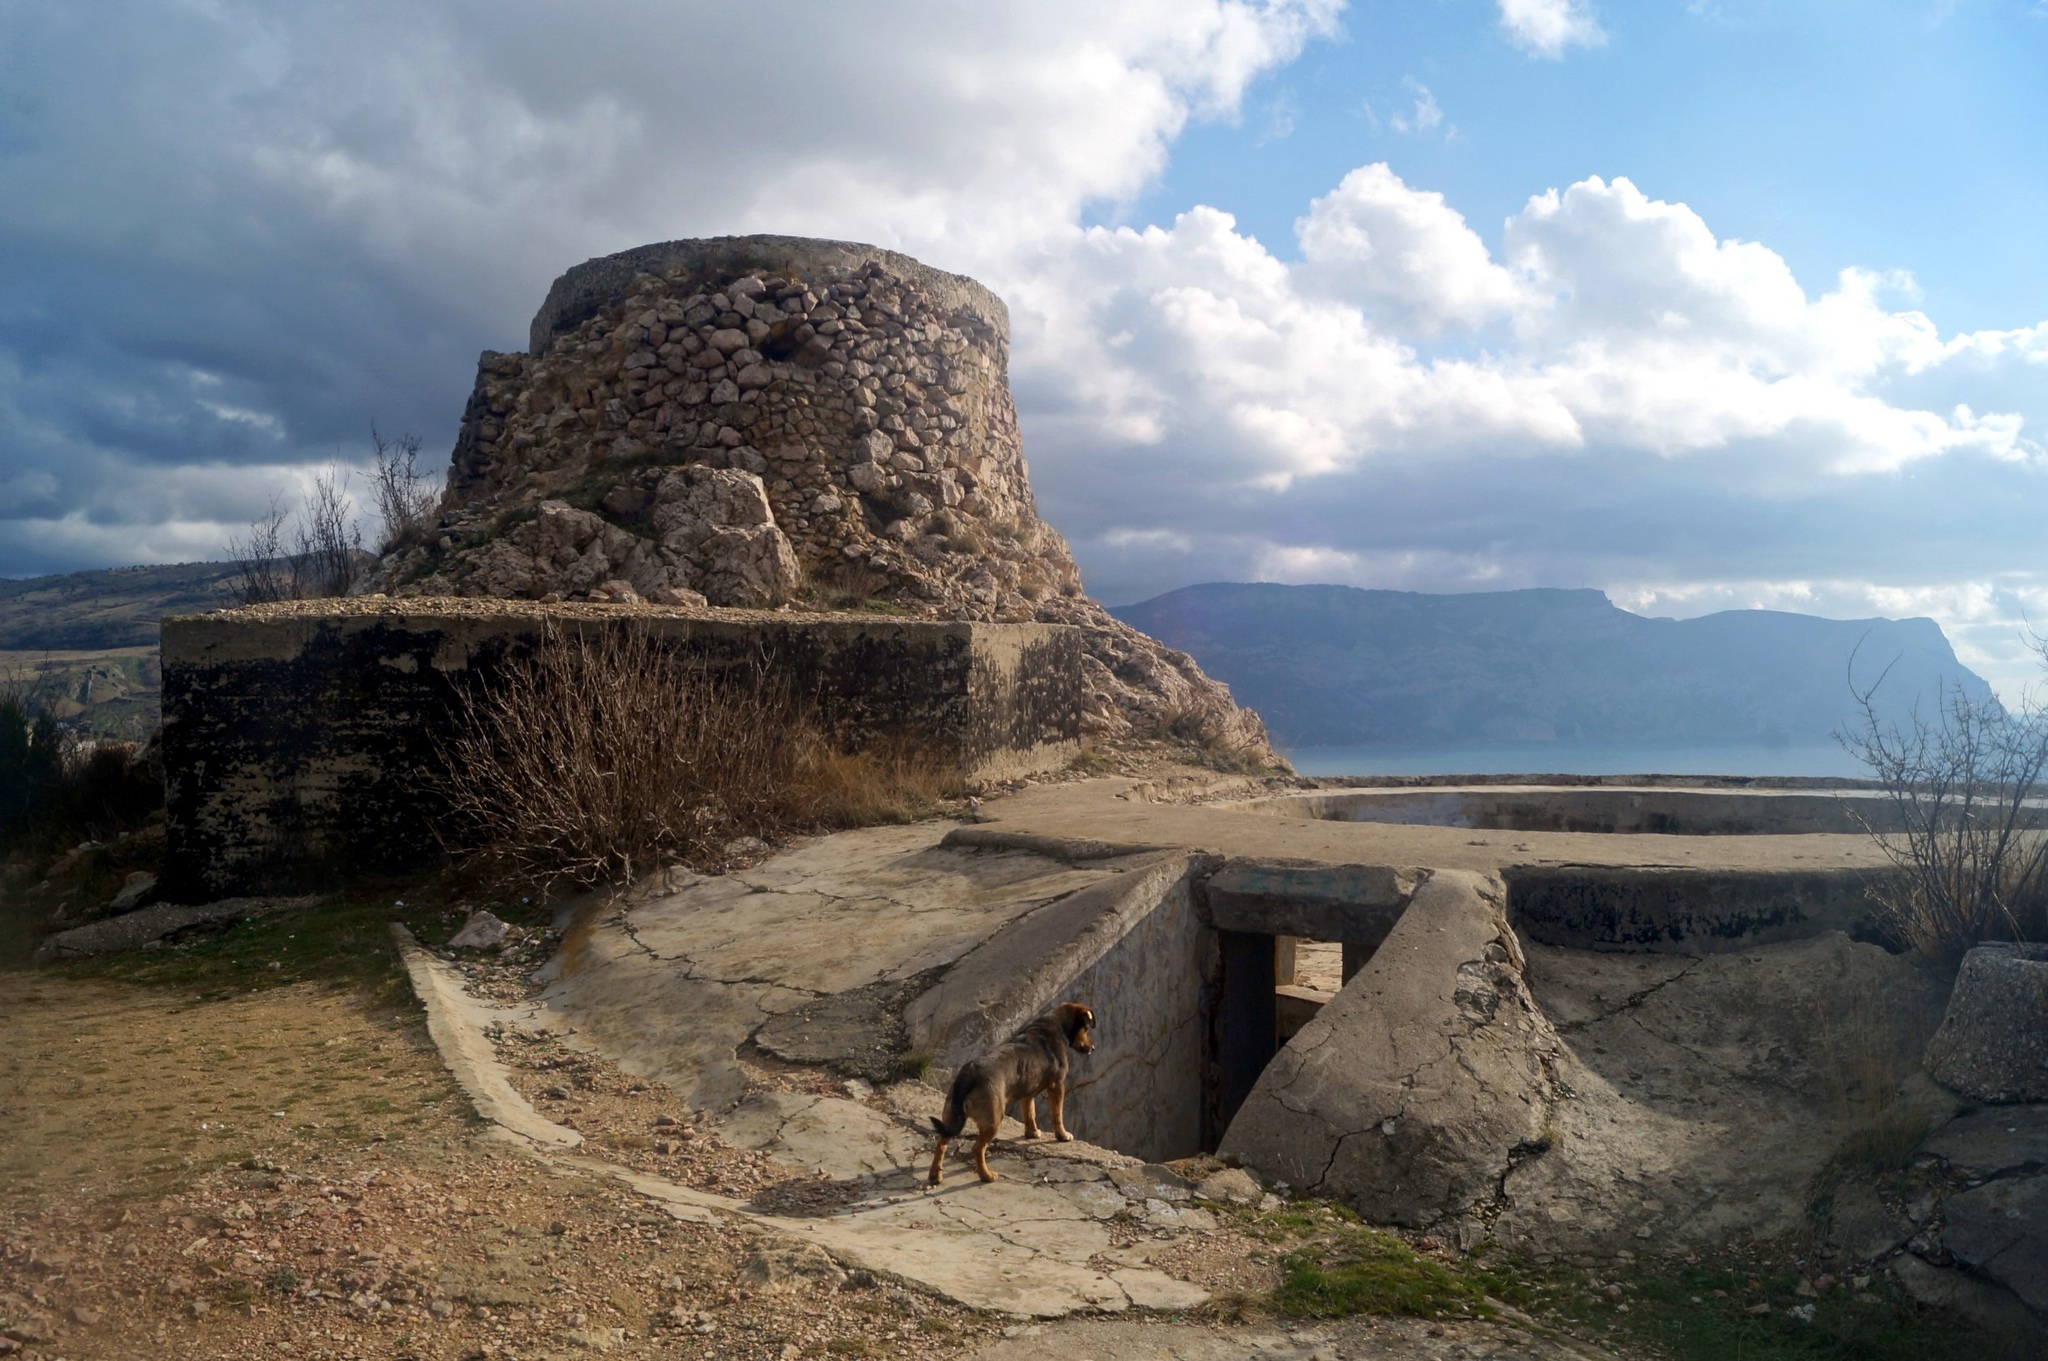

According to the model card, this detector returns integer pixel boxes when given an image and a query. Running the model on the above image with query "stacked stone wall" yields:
[369,235,1273,757]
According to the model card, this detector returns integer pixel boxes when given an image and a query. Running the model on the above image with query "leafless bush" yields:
[436,623,953,888]
[1841,649,2048,973]
[369,426,439,553]
[225,495,295,606]
[224,469,366,605]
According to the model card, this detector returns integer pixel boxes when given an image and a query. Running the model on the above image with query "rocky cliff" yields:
[368,236,1272,760]
[1113,582,1994,750]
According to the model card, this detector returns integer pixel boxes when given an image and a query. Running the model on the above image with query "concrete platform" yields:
[395,767,2037,1334]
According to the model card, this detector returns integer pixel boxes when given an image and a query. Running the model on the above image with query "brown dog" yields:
[927,1002,1095,1184]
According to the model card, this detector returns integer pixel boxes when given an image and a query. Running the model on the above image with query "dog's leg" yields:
[1048,1080,1073,1141]
[971,1118,999,1183]
[928,1134,949,1185]
[1019,1091,1040,1139]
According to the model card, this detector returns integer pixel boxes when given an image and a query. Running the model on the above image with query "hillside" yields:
[0,561,240,738]
[1111,583,1995,749]
[0,561,238,651]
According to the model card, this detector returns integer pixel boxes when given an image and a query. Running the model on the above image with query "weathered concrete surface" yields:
[1051,865,1213,1162]
[1499,933,1952,1255]
[1252,784,1941,836]
[1922,1102,2048,1173]
[1216,858,1953,1256]
[391,926,583,1150]
[32,895,314,962]
[537,823,1117,1110]
[1219,869,1563,1234]
[160,601,1082,897]
[395,917,1220,1318]
[1926,943,2048,1104]
[1940,1175,2048,1316]
[898,852,1218,1162]
[1504,864,1882,954]
[981,774,1895,878]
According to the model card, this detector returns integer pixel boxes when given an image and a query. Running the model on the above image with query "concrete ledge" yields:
[1204,859,1418,941]
[162,600,1082,898]
[1504,864,1885,953]
[1250,785,1943,836]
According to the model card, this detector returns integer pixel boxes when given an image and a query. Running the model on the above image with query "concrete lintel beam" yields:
[1204,859,1416,944]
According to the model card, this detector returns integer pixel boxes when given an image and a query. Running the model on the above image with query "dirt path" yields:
[0,973,1004,1360]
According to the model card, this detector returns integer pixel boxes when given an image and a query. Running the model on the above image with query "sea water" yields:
[1281,740,1869,780]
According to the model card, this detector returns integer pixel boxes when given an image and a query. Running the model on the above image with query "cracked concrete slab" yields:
[533,823,1129,1112]
[721,1091,929,1183]
[1220,869,1564,1231]
[394,919,1216,1320]
[1495,932,1952,1254]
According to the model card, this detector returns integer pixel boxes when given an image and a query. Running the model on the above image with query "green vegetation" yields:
[1274,1223,1492,1321]
[0,686,161,852]
[1223,1197,2026,1361]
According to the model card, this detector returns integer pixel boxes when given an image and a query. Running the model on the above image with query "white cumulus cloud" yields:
[1497,0,1607,57]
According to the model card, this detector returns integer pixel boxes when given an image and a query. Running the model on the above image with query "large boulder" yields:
[1926,943,2048,1103]
[365,235,1273,760]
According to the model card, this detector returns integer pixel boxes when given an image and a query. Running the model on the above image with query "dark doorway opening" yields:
[1202,862,1412,1146]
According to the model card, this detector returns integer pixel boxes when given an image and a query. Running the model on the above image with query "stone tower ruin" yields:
[369,235,1271,755]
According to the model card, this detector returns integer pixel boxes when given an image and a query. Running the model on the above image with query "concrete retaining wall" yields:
[1057,873,1213,1163]
[161,599,1082,899]
[1504,864,1886,953]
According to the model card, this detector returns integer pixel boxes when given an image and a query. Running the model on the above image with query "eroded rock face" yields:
[367,235,1270,756]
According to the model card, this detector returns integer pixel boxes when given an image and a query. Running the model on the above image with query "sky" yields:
[1,1,2045,697]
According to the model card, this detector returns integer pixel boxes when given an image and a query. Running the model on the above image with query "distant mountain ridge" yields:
[1111,583,1995,750]
[0,561,239,651]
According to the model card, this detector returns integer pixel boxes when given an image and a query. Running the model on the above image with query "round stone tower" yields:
[372,235,1272,756]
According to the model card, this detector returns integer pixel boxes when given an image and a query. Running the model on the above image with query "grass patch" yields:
[1275,1228,1492,1321]
[43,872,551,1001]
[1234,1198,2025,1360]
[1461,1250,2032,1361]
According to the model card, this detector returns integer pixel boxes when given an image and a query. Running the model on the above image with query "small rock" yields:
[558,1325,626,1352]
[1194,1167,1262,1205]
[107,870,157,913]
[69,1305,102,1326]
[188,1299,210,1319]
[447,910,512,951]
[739,1241,845,1292]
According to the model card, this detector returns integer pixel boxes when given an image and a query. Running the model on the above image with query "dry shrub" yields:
[369,426,441,554]
[1841,658,2048,974]
[436,623,952,887]
[225,468,366,605]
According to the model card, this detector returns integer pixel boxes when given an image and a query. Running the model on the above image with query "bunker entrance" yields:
[1204,863,1410,1145]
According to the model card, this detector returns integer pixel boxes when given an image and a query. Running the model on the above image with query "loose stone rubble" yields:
[363,235,1271,756]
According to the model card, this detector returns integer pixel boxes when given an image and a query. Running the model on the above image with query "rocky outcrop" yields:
[368,235,1272,759]
[1926,942,2048,1103]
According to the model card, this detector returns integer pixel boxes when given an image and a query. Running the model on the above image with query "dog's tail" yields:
[929,1066,974,1139]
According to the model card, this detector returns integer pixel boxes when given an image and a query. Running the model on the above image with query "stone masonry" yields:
[365,235,1272,758]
